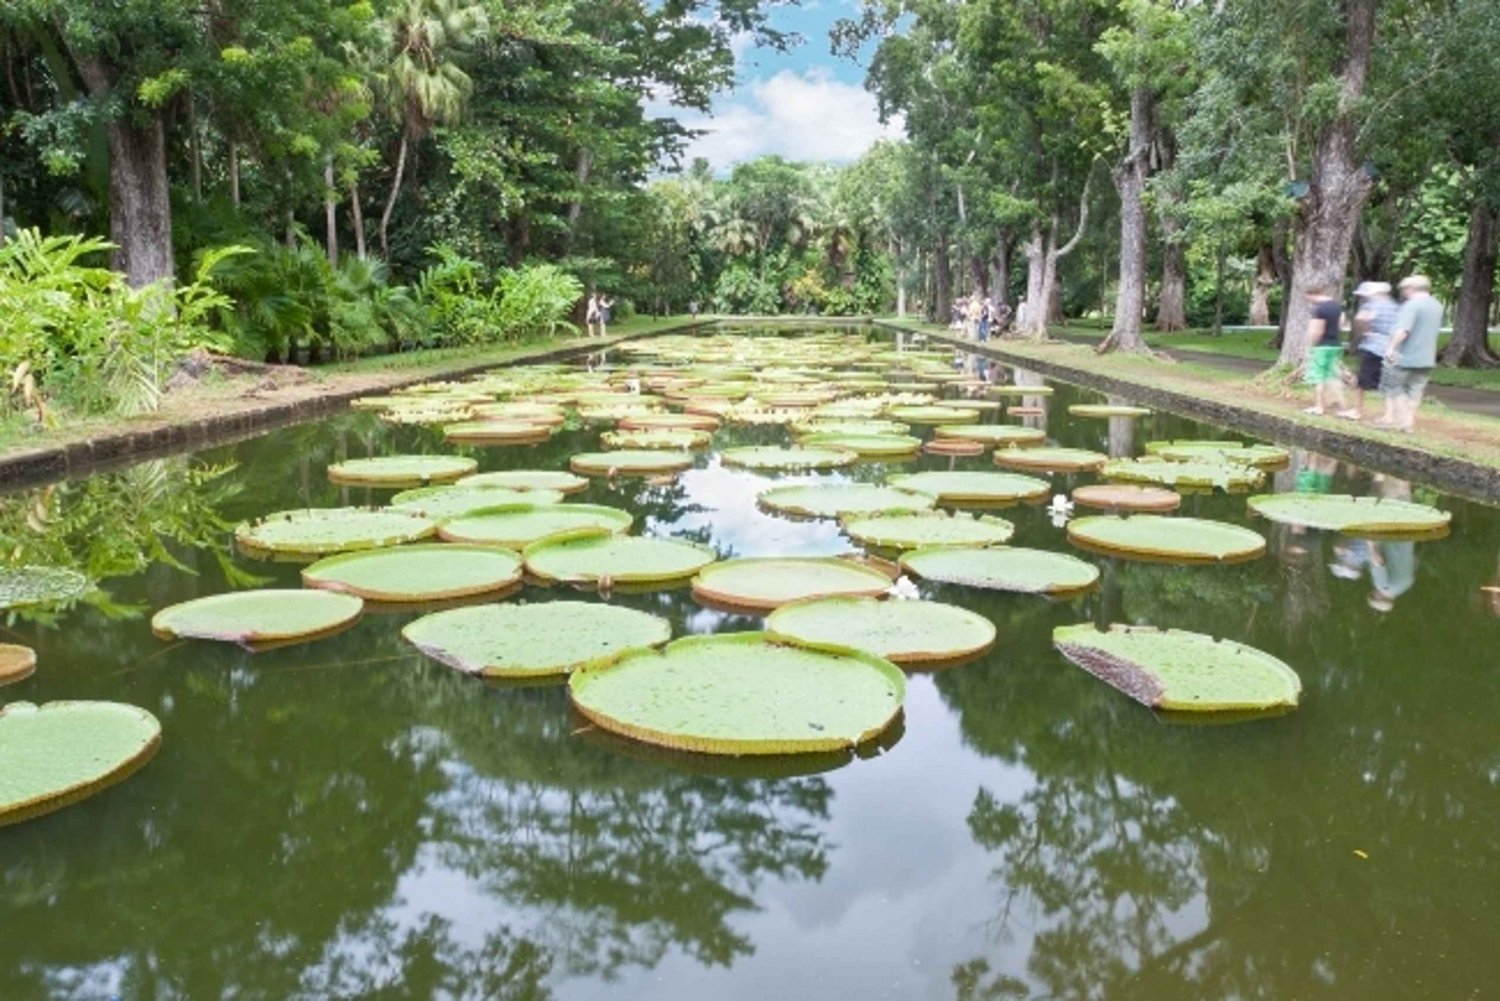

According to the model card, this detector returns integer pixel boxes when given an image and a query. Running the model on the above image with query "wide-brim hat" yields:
[1354,281,1390,297]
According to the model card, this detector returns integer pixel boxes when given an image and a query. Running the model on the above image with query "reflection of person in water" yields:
[1328,538,1369,580]
[1368,539,1416,612]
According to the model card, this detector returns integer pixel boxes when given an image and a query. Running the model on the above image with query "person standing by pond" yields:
[585,294,601,337]
[1302,286,1354,418]
[1350,281,1396,419]
[1379,274,1442,433]
[598,295,614,337]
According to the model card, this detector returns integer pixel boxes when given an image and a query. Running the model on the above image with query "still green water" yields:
[3,327,1499,1000]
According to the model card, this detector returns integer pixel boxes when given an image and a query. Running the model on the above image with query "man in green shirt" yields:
[1379,274,1443,432]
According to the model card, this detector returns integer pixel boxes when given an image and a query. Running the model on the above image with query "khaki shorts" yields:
[1380,364,1431,401]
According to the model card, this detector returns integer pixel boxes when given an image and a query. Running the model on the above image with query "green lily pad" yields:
[302,544,523,602]
[797,433,922,457]
[326,455,477,486]
[933,425,1047,446]
[1053,624,1301,712]
[1067,515,1266,563]
[618,412,720,432]
[720,446,858,471]
[600,429,712,451]
[457,469,589,494]
[989,385,1054,397]
[1069,404,1151,418]
[1144,440,1290,468]
[570,450,695,476]
[758,483,937,519]
[0,644,37,685]
[524,530,717,586]
[1071,484,1182,512]
[402,600,671,678]
[437,503,632,548]
[884,404,981,425]
[993,447,1107,472]
[1246,493,1451,537]
[0,566,89,610]
[900,546,1100,596]
[888,471,1051,504]
[569,632,905,755]
[1101,458,1265,491]
[0,701,162,827]
[443,420,553,443]
[841,511,1015,549]
[691,557,894,611]
[387,485,565,518]
[235,508,436,555]
[766,596,995,666]
[790,419,910,438]
[152,589,363,648]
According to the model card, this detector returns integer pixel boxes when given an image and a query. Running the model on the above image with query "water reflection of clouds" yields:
[653,460,857,559]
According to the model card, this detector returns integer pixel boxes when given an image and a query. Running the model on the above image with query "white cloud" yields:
[661,68,905,170]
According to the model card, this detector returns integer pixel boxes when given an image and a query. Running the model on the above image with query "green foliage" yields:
[417,244,580,344]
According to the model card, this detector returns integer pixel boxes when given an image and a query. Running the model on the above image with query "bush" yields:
[494,263,583,339]
[418,245,581,344]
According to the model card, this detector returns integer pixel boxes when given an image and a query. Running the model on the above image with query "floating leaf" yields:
[617,412,720,431]
[1053,623,1301,712]
[790,419,910,437]
[402,601,671,678]
[841,511,1014,549]
[993,447,1107,472]
[0,701,161,827]
[1067,515,1266,563]
[1145,439,1290,468]
[1071,484,1182,512]
[1069,404,1151,418]
[1246,493,1451,537]
[766,596,995,666]
[0,644,37,686]
[524,530,717,586]
[326,455,477,486]
[235,508,436,555]
[152,589,363,648]
[692,557,894,611]
[438,503,632,548]
[600,429,712,451]
[387,485,564,518]
[989,385,1054,397]
[796,432,922,457]
[933,425,1046,446]
[0,566,89,610]
[457,469,588,494]
[302,544,522,602]
[569,632,905,755]
[720,446,857,471]
[901,546,1099,595]
[569,450,695,476]
[758,483,936,519]
[443,420,552,444]
[1101,458,1264,491]
[884,405,981,425]
[888,471,1050,504]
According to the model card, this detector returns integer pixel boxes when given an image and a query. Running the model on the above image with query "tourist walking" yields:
[598,295,614,337]
[965,296,982,339]
[978,297,994,342]
[1301,286,1354,418]
[1378,274,1442,433]
[1349,281,1396,419]
[585,294,601,337]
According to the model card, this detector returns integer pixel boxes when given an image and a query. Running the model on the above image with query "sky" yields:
[646,1,905,173]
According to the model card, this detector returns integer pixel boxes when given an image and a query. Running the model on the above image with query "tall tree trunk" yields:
[967,255,988,296]
[565,147,594,248]
[1017,225,1047,336]
[1249,243,1276,325]
[1021,172,1094,339]
[188,92,203,202]
[1441,200,1500,367]
[1154,128,1186,331]
[892,239,907,317]
[1276,0,1377,368]
[228,139,241,208]
[323,157,338,265]
[349,180,367,260]
[1272,216,1293,346]
[991,234,1014,307]
[1102,86,1152,353]
[932,239,953,326]
[378,132,409,261]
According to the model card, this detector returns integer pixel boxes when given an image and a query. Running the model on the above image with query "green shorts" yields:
[1304,345,1343,385]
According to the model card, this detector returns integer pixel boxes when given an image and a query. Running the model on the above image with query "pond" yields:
[2,324,1498,999]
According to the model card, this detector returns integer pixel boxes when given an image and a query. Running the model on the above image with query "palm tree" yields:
[376,0,488,260]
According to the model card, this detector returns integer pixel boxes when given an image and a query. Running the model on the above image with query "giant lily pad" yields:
[388,485,564,518]
[617,412,720,432]
[458,469,588,494]
[993,447,1107,473]
[152,589,363,647]
[1067,515,1266,563]
[841,511,1014,549]
[402,601,671,678]
[796,432,922,457]
[989,385,1054,397]
[569,632,905,755]
[569,450,695,476]
[0,566,89,610]
[0,645,36,686]
[1053,624,1301,712]
[326,455,477,486]
[524,530,716,586]
[1069,404,1151,418]
[1145,440,1290,468]
[1071,484,1182,512]
[933,425,1046,447]
[766,597,995,666]
[600,429,712,451]
[691,557,894,611]
[235,508,436,555]
[884,405,981,425]
[0,701,161,827]
[721,446,857,471]
[791,419,910,438]
[888,471,1050,504]
[437,503,632,548]
[900,546,1099,596]
[1246,493,1451,537]
[302,544,522,602]
[1101,458,1264,491]
[443,420,552,444]
[758,483,937,519]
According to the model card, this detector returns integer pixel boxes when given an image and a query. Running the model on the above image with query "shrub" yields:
[418,245,581,344]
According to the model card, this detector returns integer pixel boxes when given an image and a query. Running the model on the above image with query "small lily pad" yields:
[235,508,436,555]
[1101,458,1265,491]
[1069,404,1151,418]
[758,483,937,519]
[0,566,89,610]
[152,589,364,648]
[900,546,1099,596]
[1246,493,1451,537]
[1071,484,1182,512]
[600,429,712,451]
[326,455,477,486]
[387,485,565,518]
[766,597,995,666]
[1053,624,1301,712]
[841,511,1015,549]
[692,557,895,611]
[721,446,858,471]
[1145,440,1290,468]
[0,645,37,686]
[993,447,1107,473]
[569,632,905,755]
[933,425,1046,447]
[458,470,589,494]
[302,544,523,602]
[0,701,162,827]
[570,450,695,476]
[888,471,1050,504]
[797,433,922,457]
[437,503,632,548]
[402,601,671,678]
[524,530,716,586]
[1067,515,1266,563]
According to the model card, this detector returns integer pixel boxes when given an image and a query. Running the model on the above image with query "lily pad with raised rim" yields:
[152,589,364,648]
[721,446,858,471]
[0,566,89,611]
[437,503,632,548]
[617,412,720,432]
[235,508,436,555]
[1071,484,1182,512]
[569,450,695,477]
[796,433,922,457]
[600,429,712,451]
[569,632,905,755]
[1067,515,1266,563]
[1053,624,1301,712]
[933,425,1046,447]
[458,470,588,494]
[1101,458,1265,491]
[0,701,162,827]
[989,385,1054,397]
[1246,493,1451,537]
[302,544,523,602]
[884,405,981,425]
[766,597,995,666]
[1145,440,1290,468]
[790,419,910,438]
[326,455,477,486]
[758,483,937,519]
[443,420,553,444]
[524,530,716,586]
[0,644,37,685]
[402,601,671,678]
[1069,404,1151,418]
[387,485,565,519]
[993,447,1107,473]
[841,511,1015,549]
[691,557,894,611]
[888,471,1050,504]
[900,546,1099,596]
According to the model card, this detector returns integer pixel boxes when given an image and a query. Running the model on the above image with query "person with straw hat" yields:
[1379,275,1442,432]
